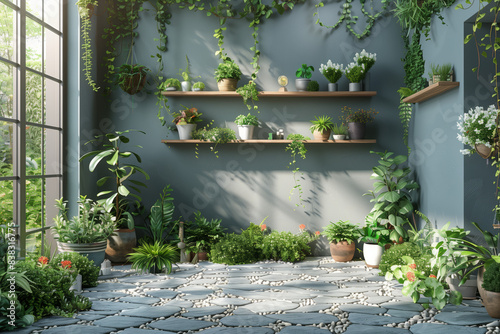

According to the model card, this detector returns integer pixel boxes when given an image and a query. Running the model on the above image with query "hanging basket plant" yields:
[117,64,149,95]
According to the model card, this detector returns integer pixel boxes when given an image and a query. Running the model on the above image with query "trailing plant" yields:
[178,55,193,82]
[235,113,259,126]
[364,151,419,242]
[128,240,179,274]
[307,80,320,91]
[398,87,415,155]
[76,0,99,92]
[483,261,500,292]
[286,134,310,208]
[160,78,182,91]
[322,220,360,244]
[50,252,100,288]
[214,58,242,82]
[236,81,259,112]
[309,115,334,134]
[379,242,433,276]
[340,106,378,124]
[192,126,237,158]
[53,196,115,244]
[80,129,150,229]
[332,123,348,135]
[116,64,149,95]
[319,60,343,83]
[296,64,314,79]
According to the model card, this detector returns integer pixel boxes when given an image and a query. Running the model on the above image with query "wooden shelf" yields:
[402,81,460,103]
[162,139,377,144]
[161,91,377,97]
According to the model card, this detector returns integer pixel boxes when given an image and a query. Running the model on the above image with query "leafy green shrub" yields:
[261,231,311,263]
[15,260,91,320]
[306,80,319,91]
[210,233,262,265]
[379,242,434,276]
[50,252,99,288]
[483,262,500,292]
[322,220,360,244]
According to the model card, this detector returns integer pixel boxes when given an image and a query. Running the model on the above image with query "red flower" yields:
[38,256,48,265]
[429,274,436,278]
[261,224,267,231]
[406,271,416,282]
[299,224,306,230]
[315,231,321,236]
[409,263,417,270]
[61,260,72,269]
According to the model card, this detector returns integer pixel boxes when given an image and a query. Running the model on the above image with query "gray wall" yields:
[75,3,418,255]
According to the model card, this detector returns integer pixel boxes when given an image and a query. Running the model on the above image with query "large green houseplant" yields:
[185,211,226,262]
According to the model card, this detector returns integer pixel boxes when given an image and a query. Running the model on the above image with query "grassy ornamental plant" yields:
[319,60,343,83]
[53,196,115,244]
[340,106,378,124]
[344,62,365,83]
[322,220,360,244]
[296,64,314,79]
[310,115,334,134]
[214,58,242,82]
[235,113,259,126]
[128,241,179,274]
[332,123,348,135]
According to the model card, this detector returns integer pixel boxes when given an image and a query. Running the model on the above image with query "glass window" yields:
[0,3,16,62]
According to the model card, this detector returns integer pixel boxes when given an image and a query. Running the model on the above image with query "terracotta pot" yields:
[313,129,331,141]
[105,229,137,264]
[475,143,498,159]
[482,289,500,318]
[347,122,365,140]
[478,267,486,300]
[363,243,384,268]
[329,241,355,262]
[217,78,238,91]
[120,72,147,95]
[197,252,208,261]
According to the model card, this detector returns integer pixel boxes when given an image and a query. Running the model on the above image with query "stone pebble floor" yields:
[8,257,500,334]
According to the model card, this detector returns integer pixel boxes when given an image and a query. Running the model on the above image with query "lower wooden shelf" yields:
[162,139,377,144]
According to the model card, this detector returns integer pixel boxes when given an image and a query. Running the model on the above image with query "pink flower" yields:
[406,272,416,282]
[409,263,417,270]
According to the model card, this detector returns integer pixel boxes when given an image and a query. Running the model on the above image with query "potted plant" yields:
[457,105,499,159]
[353,49,376,90]
[178,55,195,92]
[185,211,226,262]
[319,60,343,91]
[192,127,237,157]
[53,196,116,267]
[340,106,378,140]
[128,241,178,274]
[235,113,259,140]
[332,123,348,140]
[79,129,150,263]
[214,58,242,91]
[364,151,419,243]
[309,115,334,141]
[172,107,203,140]
[192,82,205,91]
[344,62,365,91]
[322,220,360,262]
[429,63,453,84]
[359,220,391,268]
[117,64,149,95]
[481,262,500,318]
[160,78,182,91]
[295,64,314,91]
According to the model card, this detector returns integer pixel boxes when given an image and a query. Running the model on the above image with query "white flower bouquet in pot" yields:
[457,104,499,158]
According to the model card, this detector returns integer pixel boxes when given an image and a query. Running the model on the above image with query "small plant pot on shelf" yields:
[181,81,191,92]
[217,78,238,91]
[313,129,331,141]
[295,78,310,92]
[332,135,346,140]
[329,241,355,262]
[105,229,137,264]
[238,125,255,140]
[363,243,384,268]
[177,124,197,140]
[349,82,362,92]
[328,83,338,91]
[446,275,478,299]
[347,122,365,140]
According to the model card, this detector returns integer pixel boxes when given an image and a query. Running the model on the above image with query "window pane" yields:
[26,232,42,255]
[0,61,16,120]
[45,176,60,224]
[0,180,14,226]
[0,121,14,177]
[45,78,60,127]
[0,3,16,62]
[26,70,42,123]
[26,125,42,175]
[25,178,43,230]
[44,28,60,79]
[26,0,42,20]
[44,0,60,30]
[26,17,42,72]
[45,128,60,174]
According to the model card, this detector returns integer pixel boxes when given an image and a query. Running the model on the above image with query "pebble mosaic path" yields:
[10,257,500,334]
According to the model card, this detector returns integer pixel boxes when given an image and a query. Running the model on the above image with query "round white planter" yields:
[238,125,255,140]
[177,124,197,140]
[363,243,384,268]
[332,134,346,140]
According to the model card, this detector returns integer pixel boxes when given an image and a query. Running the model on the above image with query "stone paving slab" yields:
[144,289,178,299]
[199,327,274,334]
[7,327,42,334]
[441,304,489,313]
[219,314,276,326]
[163,300,193,308]
[93,316,151,329]
[279,326,333,333]
[380,301,424,312]
[260,273,300,281]
[434,311,496,325]
[118,274,164,283]
[120,305,181,318]
[344,324,411,333]
[90,301,141,311]
[81,291,130,299]
[118,328,176,334]
[143,279,186,289]
[240,300,300,313]
[313,297,359,304]
[183,306,227,317]
[282,280,339,290]
[386,309,419,318]
[40,325,116,334]
[33,316,80,327]
[267,313,339,325]
[409,323,487,334]
[285,304,333,313]
[365,295,394,304]
[86,282,136,291]
[76,313,107,321]
[211,297,252,306]
[119,296,161,304]
[348,313,408,326]
[148,318,214,331]
[339,304,387,315]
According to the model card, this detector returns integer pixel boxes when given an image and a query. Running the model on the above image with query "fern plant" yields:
[398,87,415,155]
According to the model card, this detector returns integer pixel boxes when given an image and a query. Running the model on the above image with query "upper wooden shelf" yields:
[161,91,377,97]
[162,139,377,144]
[402,81,460,103]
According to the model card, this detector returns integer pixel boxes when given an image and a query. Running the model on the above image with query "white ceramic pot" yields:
[238,125,255,140]
[70,274,82,294]
[181,81,191,92]
[328,83,338,91]
[349,82,362,91]
[176,124,197,140]
[363,243,384,268]
[332,134,346,140]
